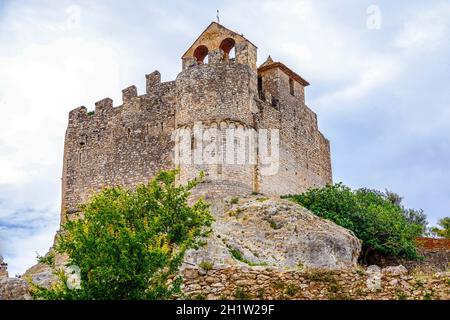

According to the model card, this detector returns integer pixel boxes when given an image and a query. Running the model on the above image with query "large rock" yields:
[184,196,361,270]
[382,265,408,276]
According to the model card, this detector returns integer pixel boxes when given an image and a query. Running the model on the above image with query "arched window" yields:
[193,45,209,64]
[219,38,236,60]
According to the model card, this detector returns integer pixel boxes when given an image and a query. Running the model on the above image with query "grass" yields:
[256,288,265,299]
[265,218,282,230]
[423,290,434,300]
[355,266,366,276]
[285,284,299,297]
[413,278,425,289]
[199,261,213,271]
[328,283,342,293]
[395,289,408,300]
[228,208,243,217]
[256,197,269,202]
[87,111,95,116]
[229,247,245,261]
[304,270,337,283]
[328,293,354,300]
[230,197,239,204]
[273,280,285,290]
[228,246,268,266]
[234,287,252,300]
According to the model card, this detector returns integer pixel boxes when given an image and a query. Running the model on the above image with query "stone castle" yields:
[61,22,332,221]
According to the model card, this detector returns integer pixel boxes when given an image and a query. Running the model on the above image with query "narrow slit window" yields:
[289,78,295,96]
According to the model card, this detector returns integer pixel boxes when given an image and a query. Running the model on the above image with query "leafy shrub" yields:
[431,217,450,238]
[285,183,423,260]
[31,169,213,300]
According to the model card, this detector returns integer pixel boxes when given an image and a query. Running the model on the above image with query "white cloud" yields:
[315,55,401,106]
[395,3,450,52]
[0,1,126,275]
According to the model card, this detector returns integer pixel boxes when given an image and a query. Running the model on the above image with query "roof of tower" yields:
[182,22,257,59]
[258,56,310,87]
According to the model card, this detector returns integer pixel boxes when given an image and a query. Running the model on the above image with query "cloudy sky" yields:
[0,0,449,276]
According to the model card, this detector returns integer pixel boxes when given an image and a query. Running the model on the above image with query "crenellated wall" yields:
[61,77,176,222]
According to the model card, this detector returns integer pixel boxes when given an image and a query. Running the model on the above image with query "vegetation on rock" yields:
[285,183,425,261]
[31,169,213,300]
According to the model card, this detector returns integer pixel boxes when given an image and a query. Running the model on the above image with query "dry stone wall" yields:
[182,266,449,300]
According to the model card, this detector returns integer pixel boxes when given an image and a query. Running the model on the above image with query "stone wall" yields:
[182,266,449,300]
[0,278,31,300]
[61,78,176,222]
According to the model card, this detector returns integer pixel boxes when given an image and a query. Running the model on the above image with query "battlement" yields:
[67,71,176,128]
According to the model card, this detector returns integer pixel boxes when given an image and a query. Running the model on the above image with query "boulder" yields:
[382,265,408,276]
[30,271,58,289]
[184,196,361,270]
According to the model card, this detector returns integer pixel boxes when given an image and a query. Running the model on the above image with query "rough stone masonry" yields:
[61,22,332,223]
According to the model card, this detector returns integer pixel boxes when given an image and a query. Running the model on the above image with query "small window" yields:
[271,97,279,107]
[289,78,295,96]
[257,76,265,100]
[193,45,209,64]
[219,38,236,60]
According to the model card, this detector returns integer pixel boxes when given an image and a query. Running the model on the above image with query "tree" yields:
[385,190,428,234]
[285,183,424,261]
[431,217,450,239]
[31,169,213,300]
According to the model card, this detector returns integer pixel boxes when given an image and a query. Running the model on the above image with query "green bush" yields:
[285,183,423,260]
[431,217,450,238]
[31,169,213,300]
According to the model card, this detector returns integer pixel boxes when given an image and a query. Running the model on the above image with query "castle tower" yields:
[175,23,260,198]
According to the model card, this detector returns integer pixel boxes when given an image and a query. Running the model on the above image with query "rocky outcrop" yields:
[184,196,361,270]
